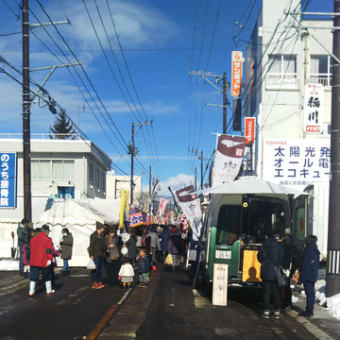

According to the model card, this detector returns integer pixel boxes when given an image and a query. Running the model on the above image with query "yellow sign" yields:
[242,249,262,283]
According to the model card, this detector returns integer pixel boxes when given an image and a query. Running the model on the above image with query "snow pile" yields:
[0,259,19,271]
[327,293,340,321]
[316,285,327,307]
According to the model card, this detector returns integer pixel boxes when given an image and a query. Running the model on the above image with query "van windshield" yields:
[216,197,289,245]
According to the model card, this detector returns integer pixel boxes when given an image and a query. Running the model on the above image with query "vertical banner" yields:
[304,83,324,134]
[231,51,243,98]
[0,153,17,208]
[119,189,128,228]
[212,135,247,186]
[157,198,169,217]
[244,117,256,144]
[175,185,202,241]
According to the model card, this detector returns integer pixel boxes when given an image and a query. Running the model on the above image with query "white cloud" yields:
[156,173,195,197]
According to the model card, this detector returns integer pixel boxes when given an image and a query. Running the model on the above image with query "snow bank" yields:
[0,259,19,271]
[327,293,340,321]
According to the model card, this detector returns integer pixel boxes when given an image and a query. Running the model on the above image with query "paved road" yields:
[0,269,124,340]
[135,269,321,340]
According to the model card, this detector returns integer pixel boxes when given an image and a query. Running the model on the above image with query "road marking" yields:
[286,309,335,340]
[192,289,211,309]
[86,288,132,340]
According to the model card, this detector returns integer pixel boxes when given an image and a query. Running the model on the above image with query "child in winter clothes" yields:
[118,257,134,289]
[136,248,151,288]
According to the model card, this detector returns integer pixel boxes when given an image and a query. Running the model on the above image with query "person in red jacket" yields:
[28,225,54,296]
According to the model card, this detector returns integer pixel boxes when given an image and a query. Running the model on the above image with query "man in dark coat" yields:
[88,222,106,289]
[299,235,320,317]
[257,232,284,318]
[60,228,73,276]
[17,218,30,276]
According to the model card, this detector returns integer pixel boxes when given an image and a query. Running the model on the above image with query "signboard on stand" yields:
[212,263,228,306]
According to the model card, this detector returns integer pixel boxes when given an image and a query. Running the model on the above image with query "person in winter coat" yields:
[60,228,73,276]
[28,225,55,296]
[118,257,135,289]
[136,248,151,287]
[299,235,320,317]
[104,226,120,286]
[88,222,106,289]
[126,231,137,266]
[160,225,170,262]
[145,225,161,266]
[17,218,31,276]
[168,225,184,271]
[257,232,284,318]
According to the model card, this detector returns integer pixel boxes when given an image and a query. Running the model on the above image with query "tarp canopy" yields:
[201,176,305,196]
[36,199,104,227]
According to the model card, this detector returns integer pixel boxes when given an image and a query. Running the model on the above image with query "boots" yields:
[29,281,36,297]
[45,280,55,295]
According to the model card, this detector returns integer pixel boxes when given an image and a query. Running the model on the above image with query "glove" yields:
[47,260,51,266]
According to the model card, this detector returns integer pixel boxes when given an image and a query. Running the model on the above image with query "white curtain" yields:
[40,160,50,180]
[31,160,39,179]
[63,160,74,179]
[310,56,320,74]
[269,55,281,73]
[52,160,63,180]
[283,55,296,73]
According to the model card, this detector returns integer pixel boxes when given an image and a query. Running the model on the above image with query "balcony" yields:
[309,74,332,87]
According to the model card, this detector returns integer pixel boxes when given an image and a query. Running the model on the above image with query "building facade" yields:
[0,134,112,223]
[244,0,332,256]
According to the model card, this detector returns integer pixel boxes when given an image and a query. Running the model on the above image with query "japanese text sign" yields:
[129,212,146,227]
[0,153,16,208]
[244,117,256,144]
[231,51,243,97]
[263,139,330,188]
[304,83,324,134]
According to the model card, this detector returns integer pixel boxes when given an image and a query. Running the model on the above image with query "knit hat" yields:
[96,221,104,230]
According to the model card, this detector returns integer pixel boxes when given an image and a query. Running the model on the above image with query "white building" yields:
[244,0,332,256]
[0,134,113,263]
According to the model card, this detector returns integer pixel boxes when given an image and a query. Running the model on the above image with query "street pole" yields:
[194,167,197,191]
[326,0,340,297]
[223,72,227,134]
[22,0,32,222]
[149,165,152,215]
[130,122,135,204]
[200,150,204,190]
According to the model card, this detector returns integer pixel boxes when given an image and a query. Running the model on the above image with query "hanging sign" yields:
[129,212,146,227]
[212,135,247,186]
[244,117,256,144]
[231,51,243,97]
[304,83,324,134]
[0,153,17,209]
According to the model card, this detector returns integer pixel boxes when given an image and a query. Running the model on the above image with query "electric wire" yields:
[104,0,162,171]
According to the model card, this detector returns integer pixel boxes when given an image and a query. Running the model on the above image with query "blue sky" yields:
[0,0,332,195]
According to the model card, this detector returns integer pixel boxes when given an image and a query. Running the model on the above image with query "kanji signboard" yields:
[263,139,330,188]
[129,212,146,227]
[231,51,243,97]
[0,153,17,208]
[304,83,324,134]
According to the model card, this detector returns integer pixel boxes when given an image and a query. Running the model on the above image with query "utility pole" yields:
[149,165,152,215]
[194,167,197,191]
[129,122,136,205]
[199,150,204,190]
[326,0,340,298]
[22,0,32,222]
[222,72,227,134]
[128,120,152,204]
[189,71,229,134]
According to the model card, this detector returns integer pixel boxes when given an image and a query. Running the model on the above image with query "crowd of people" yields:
[87,222,190,290]
[257,231,320,319]
[16,218,74,296]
